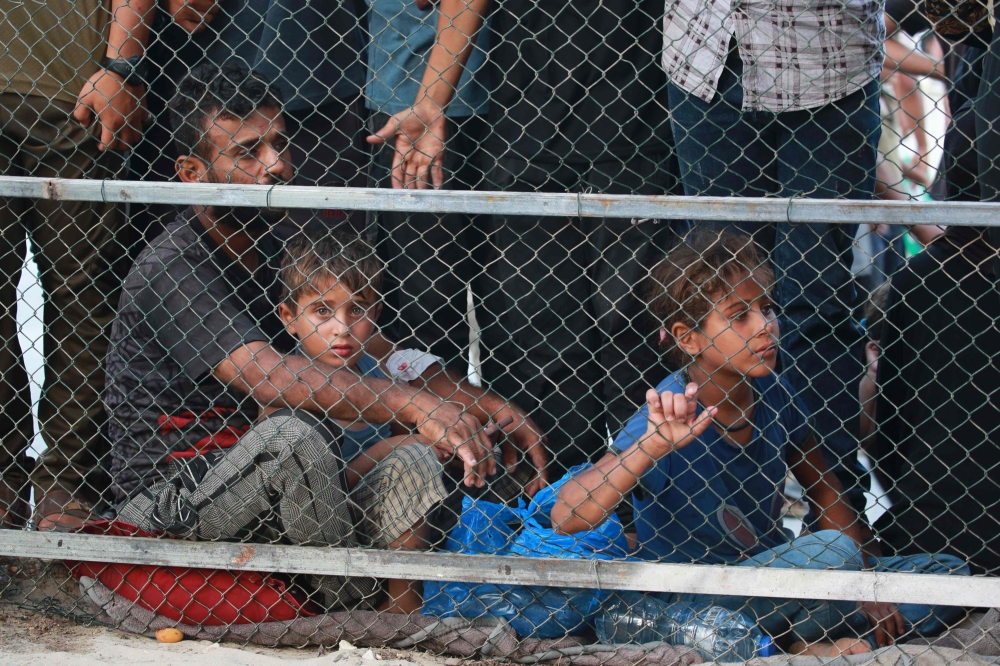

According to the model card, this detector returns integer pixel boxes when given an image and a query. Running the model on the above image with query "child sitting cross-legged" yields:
[551,231,969,655]
[274,231,548,613]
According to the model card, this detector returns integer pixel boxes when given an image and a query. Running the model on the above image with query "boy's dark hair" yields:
[647,231,775,368]
[280,232,383,310]
[862,282,891,342]
[169,61,284,159]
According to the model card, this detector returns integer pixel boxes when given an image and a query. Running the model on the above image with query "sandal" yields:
[32,490,97,532]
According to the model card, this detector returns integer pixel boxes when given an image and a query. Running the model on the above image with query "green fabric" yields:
[0,0,109,104]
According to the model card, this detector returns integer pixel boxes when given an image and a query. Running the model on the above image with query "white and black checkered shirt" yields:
[661,0,885,112]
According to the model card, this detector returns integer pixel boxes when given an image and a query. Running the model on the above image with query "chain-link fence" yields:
[2,0,1000,662]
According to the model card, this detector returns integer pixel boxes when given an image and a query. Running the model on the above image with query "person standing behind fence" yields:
[365,0,492,372]
[871,227,1000,576]
[0,0,128,530]
[370,0,682,478]
[662,0,885,518]
[76,0,370,235]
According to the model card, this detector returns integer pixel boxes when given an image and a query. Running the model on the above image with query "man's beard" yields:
[205,170,290,232]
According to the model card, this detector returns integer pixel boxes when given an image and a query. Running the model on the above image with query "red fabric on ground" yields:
[67,520,319,625]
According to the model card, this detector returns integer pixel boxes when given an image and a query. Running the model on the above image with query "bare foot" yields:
[377,579,423,614]
[32,491,96,532]
[790,638,873,657]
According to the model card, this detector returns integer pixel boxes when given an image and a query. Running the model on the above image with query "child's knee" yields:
[798,530,864,570]
[377,443,447,501]
[880,553,971,577]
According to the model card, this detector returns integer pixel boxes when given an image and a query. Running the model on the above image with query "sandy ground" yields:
[0,558,457,666]
[0,606,457,666]
[0,608,458,666]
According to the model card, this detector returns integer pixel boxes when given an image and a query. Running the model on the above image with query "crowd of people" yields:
[0,0,999,656]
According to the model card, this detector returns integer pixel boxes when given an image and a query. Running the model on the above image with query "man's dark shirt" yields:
[105,209,293,503]
[484,0,668,164]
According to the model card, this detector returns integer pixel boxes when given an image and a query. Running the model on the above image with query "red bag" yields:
[68,520,319,625]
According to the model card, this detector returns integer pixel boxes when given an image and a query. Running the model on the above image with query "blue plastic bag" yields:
[423,465,632,638]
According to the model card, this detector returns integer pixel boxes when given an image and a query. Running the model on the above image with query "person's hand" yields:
[164,0,221,33]
[367,105,447,189]
[864,340,880,384]
[73,70,147,151]
[641,384,717,458]
[860,600,905,647]
[413,400,496,487]
[490,406,550,497]
[904,160,933,189]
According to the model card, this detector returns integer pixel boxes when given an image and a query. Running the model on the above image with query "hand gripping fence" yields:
[3,0,1000,662]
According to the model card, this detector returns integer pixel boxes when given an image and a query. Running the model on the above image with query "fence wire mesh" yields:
[1,0,1000,663]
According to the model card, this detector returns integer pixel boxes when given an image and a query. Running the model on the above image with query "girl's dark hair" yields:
[647,231,774,368]
[280,232,383,310]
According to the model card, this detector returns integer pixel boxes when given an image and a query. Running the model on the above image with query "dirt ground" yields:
[0,558,457,666]
[0,606,457,666]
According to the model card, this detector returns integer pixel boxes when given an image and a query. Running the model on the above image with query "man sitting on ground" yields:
[104,62,547,613]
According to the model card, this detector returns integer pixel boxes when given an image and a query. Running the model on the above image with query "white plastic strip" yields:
[1,176,998,226]
[2,531,996,607]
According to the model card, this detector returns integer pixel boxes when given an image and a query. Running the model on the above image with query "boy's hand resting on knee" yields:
[640,384,717,458]
[415,401,496,487]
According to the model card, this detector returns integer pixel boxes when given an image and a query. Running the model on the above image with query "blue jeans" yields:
[668,46,882,516]
[662,531,970,644]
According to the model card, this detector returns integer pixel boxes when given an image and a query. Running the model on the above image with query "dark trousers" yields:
[668,47,881,516]
[368,113,491,370]
[283,96,370,238]
[480,155,680,475]
[0,93,127,501]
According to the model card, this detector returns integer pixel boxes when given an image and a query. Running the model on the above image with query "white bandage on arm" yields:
[386,348,444,382]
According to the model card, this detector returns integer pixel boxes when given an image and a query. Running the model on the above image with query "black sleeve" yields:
[135,255,270,381]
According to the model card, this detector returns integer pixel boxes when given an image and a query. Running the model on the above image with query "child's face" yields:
[278,282,380,369]
[683,272,779,379]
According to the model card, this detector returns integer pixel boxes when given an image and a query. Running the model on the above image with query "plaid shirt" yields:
[662,0,885,112]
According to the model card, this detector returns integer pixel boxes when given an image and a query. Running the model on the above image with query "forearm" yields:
[415,0,489,112]
[885,40,945,80]
[552,447,655,535]
[793,441,878,564]
[420,366,506,422]
[220,344,432,426]
[107,0,156,59]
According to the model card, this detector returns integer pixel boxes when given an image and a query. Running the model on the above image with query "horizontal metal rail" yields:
[2,531,997,607]
[0,176,997,225]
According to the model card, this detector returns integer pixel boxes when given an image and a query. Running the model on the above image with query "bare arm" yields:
[366,0,490,189]
[414,0,490,112]
[163,0,221,33]
[789,436,905,647]
[73,0,154,150]
[365,333,551,494]
[419,364,551,496]
[552,385,716,535]
[788,438,871,547]
[883,15,948,82]
[215,341,498,486]
[884,38,947,81]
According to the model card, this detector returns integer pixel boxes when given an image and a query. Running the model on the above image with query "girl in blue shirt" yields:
[552,232,967,655]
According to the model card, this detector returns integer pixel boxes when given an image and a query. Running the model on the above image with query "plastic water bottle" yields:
[595,591,776,662]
